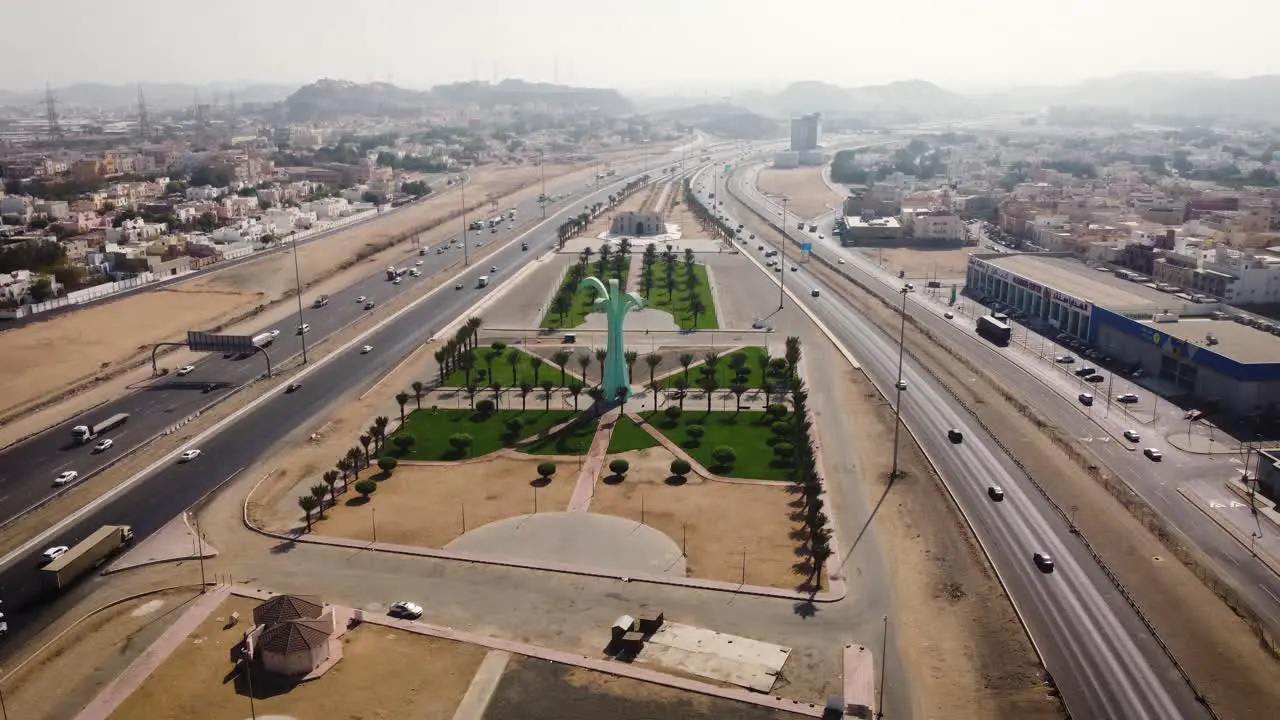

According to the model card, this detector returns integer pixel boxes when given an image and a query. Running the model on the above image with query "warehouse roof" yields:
[983,254,1176,312]
[1138,318,1280,365]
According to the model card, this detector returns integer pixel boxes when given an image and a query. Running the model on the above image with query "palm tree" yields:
[310,484,329,518]
[466,316,483,349]
[703,350,721,374]
[504,348,521,386]
[541,380,554,411]
[483,349,496,383]
[346,448,363,478]
[730,382,748,412]
[530,357,544,385]
[594,348,607,383]
[678,352,694,382]
[490,382,502,408]
[674,378,688,410]
[336,458,351,490]
[615,385,628,413]
[623,349,638,384]
[395,391,410,425]
[702,377,719,413]
[552,349,572,386]
[323,470,340,505]
[298,495,319,531]
[519,382,533,411]
[411,381,425,410]
[567,382,584,411]
[785,335,802,380]
[689,295,706,328]
[576,353,592,384]
[359,433,372,465]
[465,383,479,409]
[459,350,476,386]
[645,352,663,387]
[434,349,448,384]
[375,416,389,448]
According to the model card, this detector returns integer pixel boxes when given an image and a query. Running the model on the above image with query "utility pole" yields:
[779,197,788,309]
[461,176,470,267]
[540,150,547,220]
[291,238,309,364]
[889,287,909,481]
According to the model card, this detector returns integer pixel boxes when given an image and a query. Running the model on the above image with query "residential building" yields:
[905,211,965,242]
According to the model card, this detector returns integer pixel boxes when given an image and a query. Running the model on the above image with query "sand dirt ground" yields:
[802,233,1280,720]
[589,446,812,590]
[0,148,659,447]
[856,246,975,281]
[754,167,844,219]
[308,457,576,546]
[106,596,487,720]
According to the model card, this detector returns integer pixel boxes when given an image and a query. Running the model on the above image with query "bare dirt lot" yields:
[589,447,812,590]
[856,246,976,281]
[307,456,576,546]
[106,596,487,720]
[0,149,659,445]
[1,588,201,720]
[784,212,1280,720]
[484,655,812,720]
[754,167,843,219]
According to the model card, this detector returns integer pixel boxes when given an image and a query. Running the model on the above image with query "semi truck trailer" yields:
[251,332,275,348]
[976,315,1012,346]
[71,412,130,445]
[41,525,134,590]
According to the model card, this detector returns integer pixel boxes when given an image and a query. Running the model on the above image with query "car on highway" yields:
[810,289,820,298]
[388,601,423,619]
[360,345,374,354]
[393,277,402,285]
[1143,448,1163,461]
[285,382,302,394]
[987,486,1005,502]
[202,383,216,394]
[837,258,845,264]
[41,546,69,564]
[903,282,914,291]
[894,380,907,391]
[1074,366,1095,377]
[943,311,954,319]
[178,449,201,463]
[1123,429,1140,442]
[53,470,79,486]
[267,329,281,339]
[356,296,366,303]
[1078,392,1094,406]
[409,269,420,277]
[93,438,114,453]
[364,301,376,310]
[415,260,423,266]
[490,265,498,273]
[749,234,755,240]
[454,282,463,290]
[1033,552,1055,573]
[1116,393,1140,404]
[176,365,196,376]
[1055,355,1075,364]
[1085,374,1105,384]
[790,266,798,272]
[947,429,963,443]
[757,245,764,251]
[297,324,310,335]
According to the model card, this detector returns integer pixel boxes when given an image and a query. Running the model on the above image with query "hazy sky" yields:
[8,0,1279,92]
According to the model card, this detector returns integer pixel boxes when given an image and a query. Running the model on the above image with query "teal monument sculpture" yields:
[580,276,644,401]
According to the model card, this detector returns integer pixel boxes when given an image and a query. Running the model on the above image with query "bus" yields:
[976,315,1012,346]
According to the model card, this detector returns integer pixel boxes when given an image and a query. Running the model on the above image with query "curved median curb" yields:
[241,468,844,603]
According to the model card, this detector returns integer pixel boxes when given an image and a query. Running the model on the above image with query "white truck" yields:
[41,525,134,591]
[252,332,274,348]
[477,276,489,288]
[71,412,130,445]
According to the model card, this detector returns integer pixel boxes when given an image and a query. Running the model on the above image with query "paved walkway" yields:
[568,407,620,511]
[73,586,231,720]
[108,511,218,573]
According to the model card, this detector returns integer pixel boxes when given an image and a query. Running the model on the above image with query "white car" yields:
[178,449,201,463]
[388,601,423,619]
[838,258,846,264]
[176,365,196,376]
[894,380,907,391]
[42,546,69,563]
[415,260,424,266]
[943,311,954,319]
[1123,429,1140,442]
[393,277,402,285]
[356,295,366,303]
[360,345,374,354]
[297,324,311,335]
[490,265,498,273]
[1144,447,1163,461]
[53,470,79,486]
[93,438,114,453]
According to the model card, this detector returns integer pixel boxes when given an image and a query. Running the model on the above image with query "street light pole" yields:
[778,197,788,309]
[889,287,908,481]
[291,238,308,364]
[540,151,547,220]
[460,175,469,267]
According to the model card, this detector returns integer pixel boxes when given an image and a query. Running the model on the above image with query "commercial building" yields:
[839,217,902,245]
[610,211,664,236]
[790,113,821,152]
[965,252,1280,416]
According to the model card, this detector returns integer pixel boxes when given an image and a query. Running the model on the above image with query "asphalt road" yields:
[736,166,1280,635]
[0,140,767,661]
[0,164,643,527]
[709,166,1209,719]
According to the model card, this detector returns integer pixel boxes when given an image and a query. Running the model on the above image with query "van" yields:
[312,295,329,308]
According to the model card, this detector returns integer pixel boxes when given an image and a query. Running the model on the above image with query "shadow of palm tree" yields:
[269,540,296,554]
[664,475,687,486]
[603,474,625,486]
[530,476,552,488]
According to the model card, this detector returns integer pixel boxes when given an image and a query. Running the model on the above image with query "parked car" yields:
[1074,366,1096,377]
[388,601,423,619]
[356,296,366,303]
[1054,355,1075,364]
[1085,374,1105,383]
[943,311,954,319]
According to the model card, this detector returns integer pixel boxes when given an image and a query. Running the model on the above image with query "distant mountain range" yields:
[283,78,632,121]
[0,82,294,111]
[729,73,1280,121]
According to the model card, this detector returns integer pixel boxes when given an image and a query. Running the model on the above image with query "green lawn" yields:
[656,346,779,390]
[639,261,718,330]
[521,416,600,455]
[387,408,577,460]
[541,258,632,329]
[640,410,795,481]
[607,415,660,453]
[443,348,568,388]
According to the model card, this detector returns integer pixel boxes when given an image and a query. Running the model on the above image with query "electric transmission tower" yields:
[137,84,152,140]
[42,82,64,142]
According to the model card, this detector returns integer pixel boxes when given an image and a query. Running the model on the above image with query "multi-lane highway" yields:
[0,165,649,528]
[702,165,1210,719]
[0,141,765,661]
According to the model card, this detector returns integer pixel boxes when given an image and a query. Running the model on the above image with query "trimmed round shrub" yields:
[392,435,414,453]
[505,417,523,435]
[769,357,789,374]
[664,405,683,421]
[770,421,791,438]
[767,403,789,418]
[536,462,557,479]
[686,425,705,440]
[354,478,378,498]
[475,399,495,414]
[711,446,736,469]
[377,456,398,473]
[609,459,630,476]
[670,459,692,477]
[773,442,795,459]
